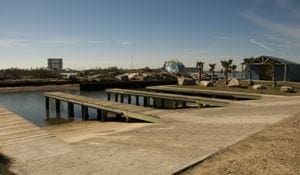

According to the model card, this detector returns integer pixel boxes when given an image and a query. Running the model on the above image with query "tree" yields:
[231,65,237,78]
[220,59,233,85]
[209,63,216,83]
[243,57,255,86]
[196,61,204,82]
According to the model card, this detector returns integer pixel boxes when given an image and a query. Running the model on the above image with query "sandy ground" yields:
[1,94,300,174]
[0,84,79,93]
[183,114,300,175]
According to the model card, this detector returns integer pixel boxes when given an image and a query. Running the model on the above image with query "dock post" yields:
[128,95,132,104]
[115,93,119,102]
[107,93,111,101]
[143,97,148,107]
[45,97,49,110]
[55,99,60,114]
[153,98,157,108]
[81,106,89,120]
[116,113,122,120]
[161,99,165,108]
[182,102,186,108]
[135,96,139,106]
[102,110,108,121]
[67,102,74,118]
[45,97,50,118]
[120,94,124,103]
[97,109,102,121]
[173,101,178,109]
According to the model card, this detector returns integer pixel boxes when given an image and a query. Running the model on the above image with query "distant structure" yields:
[243,56,300,82]
[163,60,185,73]
[48,58,63,71]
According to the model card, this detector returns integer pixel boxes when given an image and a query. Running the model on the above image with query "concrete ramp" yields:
[0,107,71,163]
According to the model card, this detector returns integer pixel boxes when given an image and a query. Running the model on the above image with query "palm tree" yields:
[220,59,233,85]
[209,64,216,83]
[231,65,237,78]
[243,57,254,86]
[271,60,277,87]
[196,61,204,82]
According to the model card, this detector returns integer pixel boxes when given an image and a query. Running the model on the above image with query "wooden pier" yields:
[0,107,54,146]
[146,86,261,100]
[44,92,161,123]
[105,88,229,108]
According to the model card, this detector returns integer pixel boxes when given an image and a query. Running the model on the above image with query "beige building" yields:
[47,58,63,71]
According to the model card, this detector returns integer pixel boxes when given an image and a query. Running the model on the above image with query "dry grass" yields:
[177,80,300,96]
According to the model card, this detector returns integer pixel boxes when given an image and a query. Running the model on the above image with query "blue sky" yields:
[0,0,300,69]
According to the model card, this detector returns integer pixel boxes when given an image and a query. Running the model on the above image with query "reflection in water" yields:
[0,90,108,126]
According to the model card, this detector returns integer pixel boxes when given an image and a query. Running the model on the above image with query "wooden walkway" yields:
[44,92,162,123]
[0,107,54,146]
[106,88,230,108]
[146,86,261,100]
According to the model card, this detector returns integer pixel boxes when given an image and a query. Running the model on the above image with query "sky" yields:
[0,0,300,70]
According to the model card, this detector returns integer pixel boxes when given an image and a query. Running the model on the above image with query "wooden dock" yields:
[105,88,230,108]
[0,107,54,146]
[44,92,162,123]
[146,86,261,100]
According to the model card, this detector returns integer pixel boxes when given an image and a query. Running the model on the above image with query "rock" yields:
[199,80,213,87]
[280,86,294,93]
[228,78,240,87]
[128,73,145,81]
[177,77,195,85]
[115,73,129,81]
[252,84,266,90]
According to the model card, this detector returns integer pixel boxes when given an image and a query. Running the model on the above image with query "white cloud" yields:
[87,40,104,44]
[249,39,273,51]
[0,39,29,48]
[117,40,133,45]
[243,12,300,39]
[43,37,79,45]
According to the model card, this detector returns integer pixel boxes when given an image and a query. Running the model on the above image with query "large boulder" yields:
[115,73,129,81]
[177,77,195,85]
[128,73,145,81]
[252,84,266,90]
[280,86,295,93]
[228,78,240,87]
[199,80,213,87]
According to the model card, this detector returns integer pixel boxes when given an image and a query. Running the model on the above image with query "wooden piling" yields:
[81,106,89,120]
[182,102,186,108]
[128,95,132,104]
[67,102,74,118]
[55,99,60,114]
[120,94,124,103]
[115,93,119,102]
[45,97,49,110]
[143,97,148,107]
[107,93,111,101]
[161,99,165,108]
[97,109,102,121]
[135,96,139,106]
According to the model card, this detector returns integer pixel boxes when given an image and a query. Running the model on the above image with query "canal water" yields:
[0,90,110,126]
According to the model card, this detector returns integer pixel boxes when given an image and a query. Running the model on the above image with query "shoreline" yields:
[0,84,80,93]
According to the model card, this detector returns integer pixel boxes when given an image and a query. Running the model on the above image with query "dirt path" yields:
[182,114,300,175]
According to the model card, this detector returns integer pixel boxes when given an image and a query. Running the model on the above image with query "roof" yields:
[255,56,298,65]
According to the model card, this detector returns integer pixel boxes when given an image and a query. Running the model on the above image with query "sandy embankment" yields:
[0,84,79,93]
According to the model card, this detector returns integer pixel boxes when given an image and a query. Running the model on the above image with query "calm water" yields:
[0,90,109,126]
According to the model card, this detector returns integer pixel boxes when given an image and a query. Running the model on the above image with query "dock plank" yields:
[44,92,162,123]
[146,86,261,100]
[106,88,230,107]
